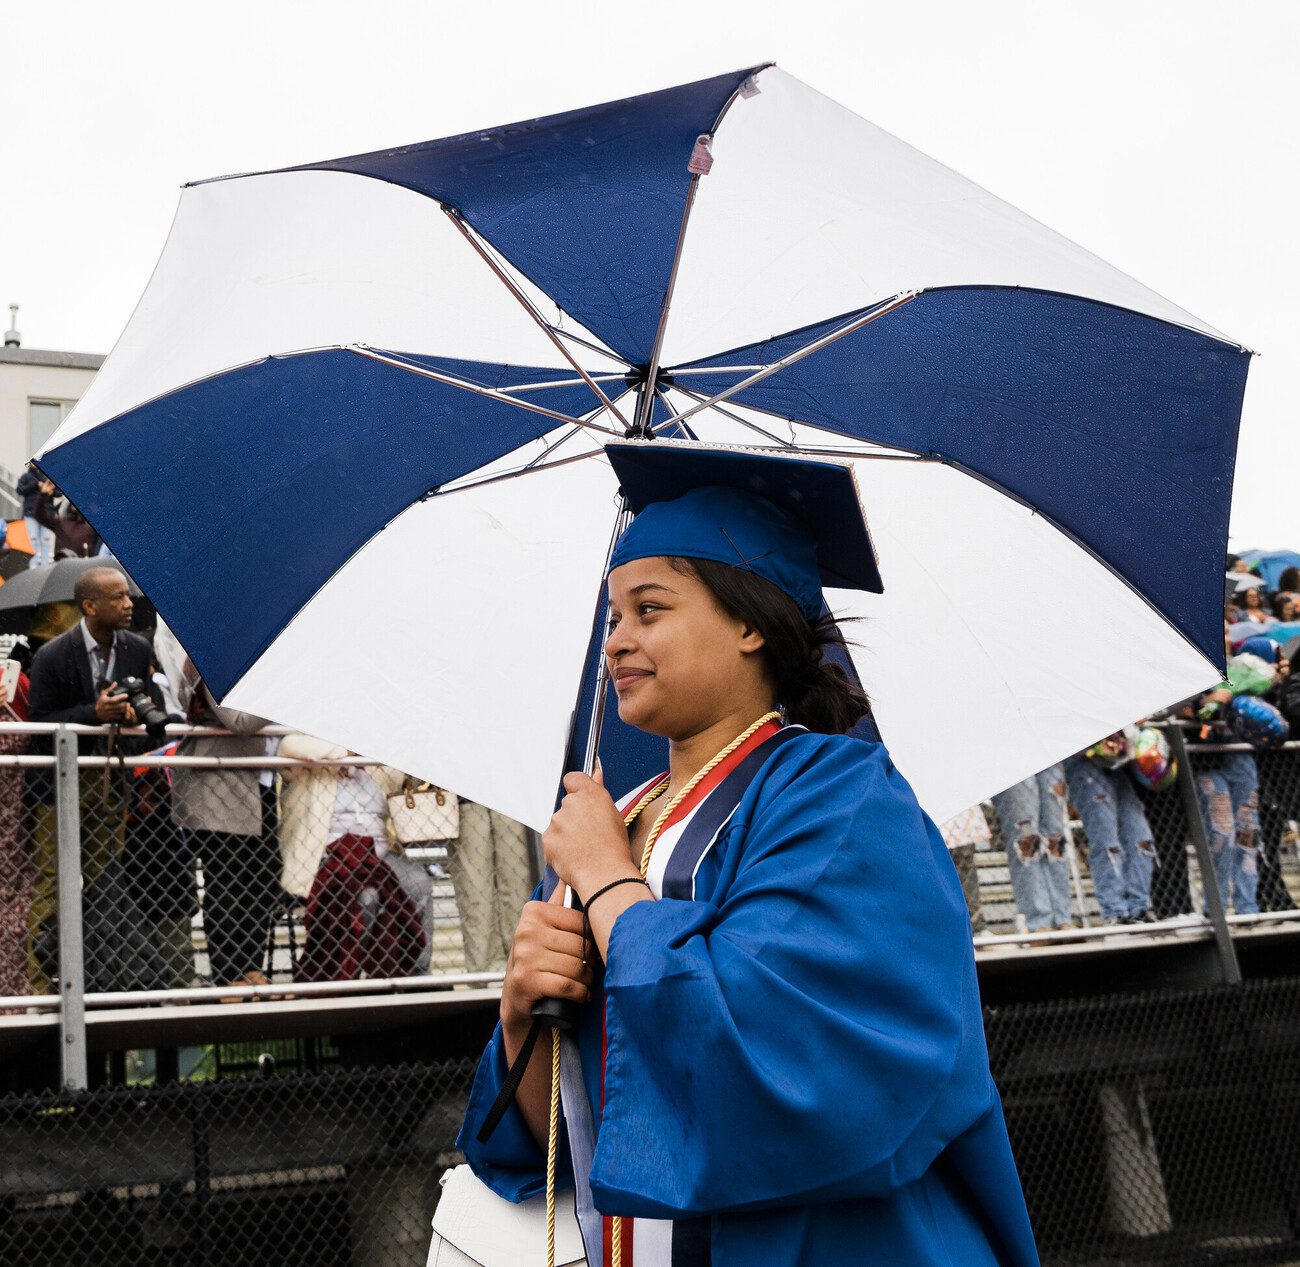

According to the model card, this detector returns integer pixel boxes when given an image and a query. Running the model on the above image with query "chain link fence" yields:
[10,721,1300,1016]
[0,1052,480,1267]
[947,731,1300,947]
[0,980,1298,1266]
[4,721,1300,1264]
[0,723,539,1016]
[991,975,1300,1266]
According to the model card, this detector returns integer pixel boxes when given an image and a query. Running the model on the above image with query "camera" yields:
[114,676,170,744]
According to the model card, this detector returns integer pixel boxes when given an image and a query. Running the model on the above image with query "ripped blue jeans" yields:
[1193,751,1260,915]
[991,765,1072,930]
[1064,756,1156,922]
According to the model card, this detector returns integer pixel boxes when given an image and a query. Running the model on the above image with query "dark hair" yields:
[72,567,121,611]
[1274,591,1297,619]
[669,557,872,734]
[1279,566,1300,593]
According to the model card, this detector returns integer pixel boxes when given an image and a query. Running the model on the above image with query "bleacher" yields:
[972,804,1300,938]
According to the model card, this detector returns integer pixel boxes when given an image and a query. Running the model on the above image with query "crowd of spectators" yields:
[5,481,1300,997]
[16,463,102,566]
[942,552,1300,933]
[0,563,538,1000]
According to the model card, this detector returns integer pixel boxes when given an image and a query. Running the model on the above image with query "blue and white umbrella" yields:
[35,65,1249,827]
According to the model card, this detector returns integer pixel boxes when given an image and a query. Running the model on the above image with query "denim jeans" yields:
[1193,751,1260,915]
[991,765,1072,930]
[1064,755,1156,922]
[24,517,54,568]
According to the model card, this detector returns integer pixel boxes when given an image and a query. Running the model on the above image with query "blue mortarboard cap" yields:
[605,441,883,620]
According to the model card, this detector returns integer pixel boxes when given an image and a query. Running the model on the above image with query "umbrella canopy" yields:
[0,554,30,585]
[1227,571,1266,593]
[1238,549,1300,590]
[0,521,35,585]
[35,66,1248,827]
[0,556,140,632]
[1228,619,1272,646]
[4,519,34,556]
[1266,621,1300,647]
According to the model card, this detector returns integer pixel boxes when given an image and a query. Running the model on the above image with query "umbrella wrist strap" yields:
[477,1019,542,1144]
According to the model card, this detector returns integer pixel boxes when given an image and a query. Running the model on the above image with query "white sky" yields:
[3,0,1296,548]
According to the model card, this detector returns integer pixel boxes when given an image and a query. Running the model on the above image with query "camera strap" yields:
[100,723,129,828]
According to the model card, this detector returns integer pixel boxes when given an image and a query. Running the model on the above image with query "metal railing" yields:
[0,460,23,520]
[4,719,1299,1088]
[0,722,539,1089]
[948,723,1300,967]
[3,721,1300,1266]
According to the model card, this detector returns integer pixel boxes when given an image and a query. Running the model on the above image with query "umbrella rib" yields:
[434,217,635,369]
[442,208,632,428]
[663,365,766,376]
[551,327,635,368]
[344,346,618,436]
[652,386,685,435]
[633,170,704,434]
[498,374,630,396]
[523,425,587,469]
[617,64,766,435]
[630,60,777,433]
[658,292,920,429]
[689,442,938,463]
[661,385,798,448]
[429,384,637,497]
[662,390,929,459]
[423,448,605,501]
[519,385,638,473]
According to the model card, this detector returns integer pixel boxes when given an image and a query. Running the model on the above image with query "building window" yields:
[28,400,73,454]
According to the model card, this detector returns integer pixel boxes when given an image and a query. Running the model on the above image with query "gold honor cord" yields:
[542,711,781,1267]
[546,1031,561,1267]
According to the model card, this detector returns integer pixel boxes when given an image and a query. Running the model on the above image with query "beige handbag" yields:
[388,776,460,843]
[426,1164,587,1266]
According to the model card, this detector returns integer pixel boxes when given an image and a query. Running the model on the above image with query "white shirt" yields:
[329,765,389,852]
[79,619,117,689]
[259,735,281,789]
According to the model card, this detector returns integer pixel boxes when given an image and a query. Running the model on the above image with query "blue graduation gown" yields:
[459,732,1040,1266]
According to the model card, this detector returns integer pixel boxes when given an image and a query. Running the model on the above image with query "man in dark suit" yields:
[26,567,160,989]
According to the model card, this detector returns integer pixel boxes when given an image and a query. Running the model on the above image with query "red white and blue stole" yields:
[570,720,803,1267]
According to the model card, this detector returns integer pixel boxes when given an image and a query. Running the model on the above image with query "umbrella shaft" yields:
[580,496,633,778]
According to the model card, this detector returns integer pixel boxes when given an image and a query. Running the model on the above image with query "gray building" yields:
[0,305,104,518]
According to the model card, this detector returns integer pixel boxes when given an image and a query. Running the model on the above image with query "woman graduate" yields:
[457,446,1040,1267]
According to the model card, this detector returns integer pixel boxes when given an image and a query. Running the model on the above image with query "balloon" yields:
[1130,727,1177,791]
[1228,696,1290,749]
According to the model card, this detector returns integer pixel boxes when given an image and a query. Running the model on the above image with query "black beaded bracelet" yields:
[580,876,651,962]
[583,875,651,914]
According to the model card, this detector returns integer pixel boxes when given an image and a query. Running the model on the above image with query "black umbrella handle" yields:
[531,878,580,1031]
[531,995,578,1031]
[475,893,576,1145]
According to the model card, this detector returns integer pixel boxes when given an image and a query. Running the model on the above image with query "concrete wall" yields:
[0,358,100,487]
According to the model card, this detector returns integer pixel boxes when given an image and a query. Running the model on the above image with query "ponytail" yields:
[779,613,872,733]
[670,558,872,735]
